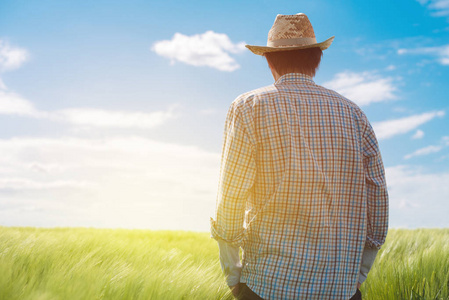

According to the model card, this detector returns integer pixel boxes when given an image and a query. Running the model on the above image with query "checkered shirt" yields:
[210,73,389,299]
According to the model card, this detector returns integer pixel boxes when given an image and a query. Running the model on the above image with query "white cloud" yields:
[386,165,449,227]
[372,110,445,140]
[0,39,215,231]
[53,105,179,129]
[0,39,29,72]
[0,88,41,116]
[398,44,449,66]
[0,39,178,130]
[411,129,425,139]
[152,31,246,72]
[443,136,449,145]
[0,40,39,117]
[0,40,36,116]
[417,0,449,17]
[322,71,398,106]
[0,136,220,231]
[404,135,449,159]
[0,39,177,130]
[3,134,449,230]
[0,81,178,129]
[404,145,443,159]
[0,78,6,90]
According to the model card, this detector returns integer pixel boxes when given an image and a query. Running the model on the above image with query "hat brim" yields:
[245,36,335,56]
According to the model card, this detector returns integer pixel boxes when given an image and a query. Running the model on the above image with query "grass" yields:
[364,229,449,300]
[0,227,230,300]
[0,227,448,299]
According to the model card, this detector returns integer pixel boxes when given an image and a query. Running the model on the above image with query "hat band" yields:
[267,37,317,47]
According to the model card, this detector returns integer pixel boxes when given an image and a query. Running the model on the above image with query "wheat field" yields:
[0,226,448,300]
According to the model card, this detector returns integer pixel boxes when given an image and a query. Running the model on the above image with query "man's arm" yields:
[358,247,378,285]
[360,119,389,284]
[210,103,256,285]
[217,239,242,286]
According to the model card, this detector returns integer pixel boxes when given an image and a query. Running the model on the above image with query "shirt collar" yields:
[274,73,315,85]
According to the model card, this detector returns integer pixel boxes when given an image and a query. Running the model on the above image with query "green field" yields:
[0,227,448,300]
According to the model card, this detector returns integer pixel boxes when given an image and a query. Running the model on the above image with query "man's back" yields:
[211,73,388,299]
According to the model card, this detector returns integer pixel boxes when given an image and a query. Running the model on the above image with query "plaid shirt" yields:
[210,73,389,299]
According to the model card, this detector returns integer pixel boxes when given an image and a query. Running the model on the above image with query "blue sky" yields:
[0,0,448,231]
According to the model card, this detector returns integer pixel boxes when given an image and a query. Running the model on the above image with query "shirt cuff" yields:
[217,239,242,286]
[210,217,245,247]
[358,247,378,284]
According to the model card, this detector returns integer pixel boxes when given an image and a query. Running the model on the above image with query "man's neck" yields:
[271,70,314,81]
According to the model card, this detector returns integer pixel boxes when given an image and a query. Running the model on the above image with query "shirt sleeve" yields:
[217,239,242,286]
[210,103,257,247]
[358,246,378,284]
[363,120,389,250]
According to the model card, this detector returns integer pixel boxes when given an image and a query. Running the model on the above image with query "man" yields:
[210,13,388,300]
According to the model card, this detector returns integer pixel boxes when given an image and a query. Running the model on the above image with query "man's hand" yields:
[357,282,361,289]
[230,284,240,298]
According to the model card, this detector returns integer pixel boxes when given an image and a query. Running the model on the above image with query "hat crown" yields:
[267,14,317,47]
[244,13,334,55]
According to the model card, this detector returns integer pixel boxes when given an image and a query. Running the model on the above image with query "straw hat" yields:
[246,13,335,55]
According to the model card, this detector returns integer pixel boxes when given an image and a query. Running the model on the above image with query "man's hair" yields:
[264,47,323,77]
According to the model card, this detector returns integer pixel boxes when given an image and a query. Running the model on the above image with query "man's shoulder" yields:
[315,84,369,119]
[230,82,368,121]
[314,84,363,110]
[231,84,278,109]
